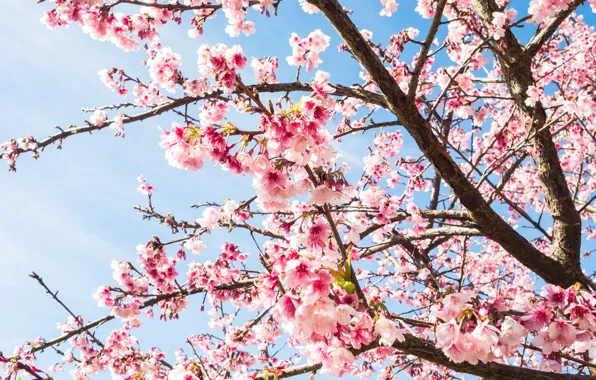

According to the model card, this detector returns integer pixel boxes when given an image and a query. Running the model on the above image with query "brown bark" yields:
[307,0,586,288]
[254,335,591,380]
[471,0,584,284]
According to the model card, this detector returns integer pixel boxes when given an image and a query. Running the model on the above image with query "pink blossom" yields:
[336,304,358,325]
[499,317,526,349]
[287,30,330,71]
[137,182,154,195]
[529,0,574,24]
[430,291,474,322]
[133,82,165,108]
[548,320,577,346]
[295,298,337,336]
[541,284,567,307]
[374,316,405,346]
[196,207,221,231]
[324,347,354,376]
[167,364,198,380]
[197,44,246,93]
[380,0,398,17]
[302,269,331,305]
[454,333,481,364]
[565,302,596,331]
[471,320,499,361]
[251,57,279,84]
[285,258,314,288]
[436,318,459,350]
[89,110,107,126]
[146,44,181,93]
[520,306,551,330]
[299,0,319,14]
[160,123,206,171]
[525,85,542,107]
[277,294,298,319]
[183,237,206,255]
[532,330,561,355]
[309,185,352,206]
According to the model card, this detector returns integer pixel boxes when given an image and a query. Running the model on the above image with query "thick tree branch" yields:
[525,0,586,56]
[254,335,591,380]
[472,0,585,284]
[307,0,585,288]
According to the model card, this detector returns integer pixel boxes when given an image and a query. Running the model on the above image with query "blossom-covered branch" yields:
[4,0,596,379]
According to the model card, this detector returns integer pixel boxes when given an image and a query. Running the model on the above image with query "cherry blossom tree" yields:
[4,0,596,379]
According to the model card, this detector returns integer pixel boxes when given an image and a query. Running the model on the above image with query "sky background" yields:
[1,1,596,379]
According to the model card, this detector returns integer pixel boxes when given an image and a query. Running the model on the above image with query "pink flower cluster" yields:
[379,0,399,17]
[286,30,331,72]
[137,174,154,195]
[40,0,280,53]
[490,9,517,40]
[431,285,596,370]
[187,243,247,294]
[266,246,407,376]
[160,122,245,174]
[250,72,340,210]
[146,44,182,93]
[220,0,263,38]
[160,123,208,171]
[89,110,107,126]
[529,0,575,24]
[41,1,150,51]
[137,243,179,293]
[183,77,216,98]
[197,44,247,93]
[251,56,279,84]
[98,68,128,97]
[133,82,165,108]
[1,137,37,170]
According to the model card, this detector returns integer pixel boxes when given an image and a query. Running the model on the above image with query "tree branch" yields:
[28,279,255,355]
[307,0,585,288]
[1,82,386,161]
[472,0,585,285]
[525,0,586,56]
[408,0,448,100]
[253,335,592,380]
[360,226,482,258]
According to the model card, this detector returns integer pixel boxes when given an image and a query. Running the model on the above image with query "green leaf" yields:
[344,250,352,281]
[335,279,356,294]
[329,267,346,283]
[330,254,357,294]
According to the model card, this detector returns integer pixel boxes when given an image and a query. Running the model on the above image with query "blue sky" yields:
[1,1,596,379]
